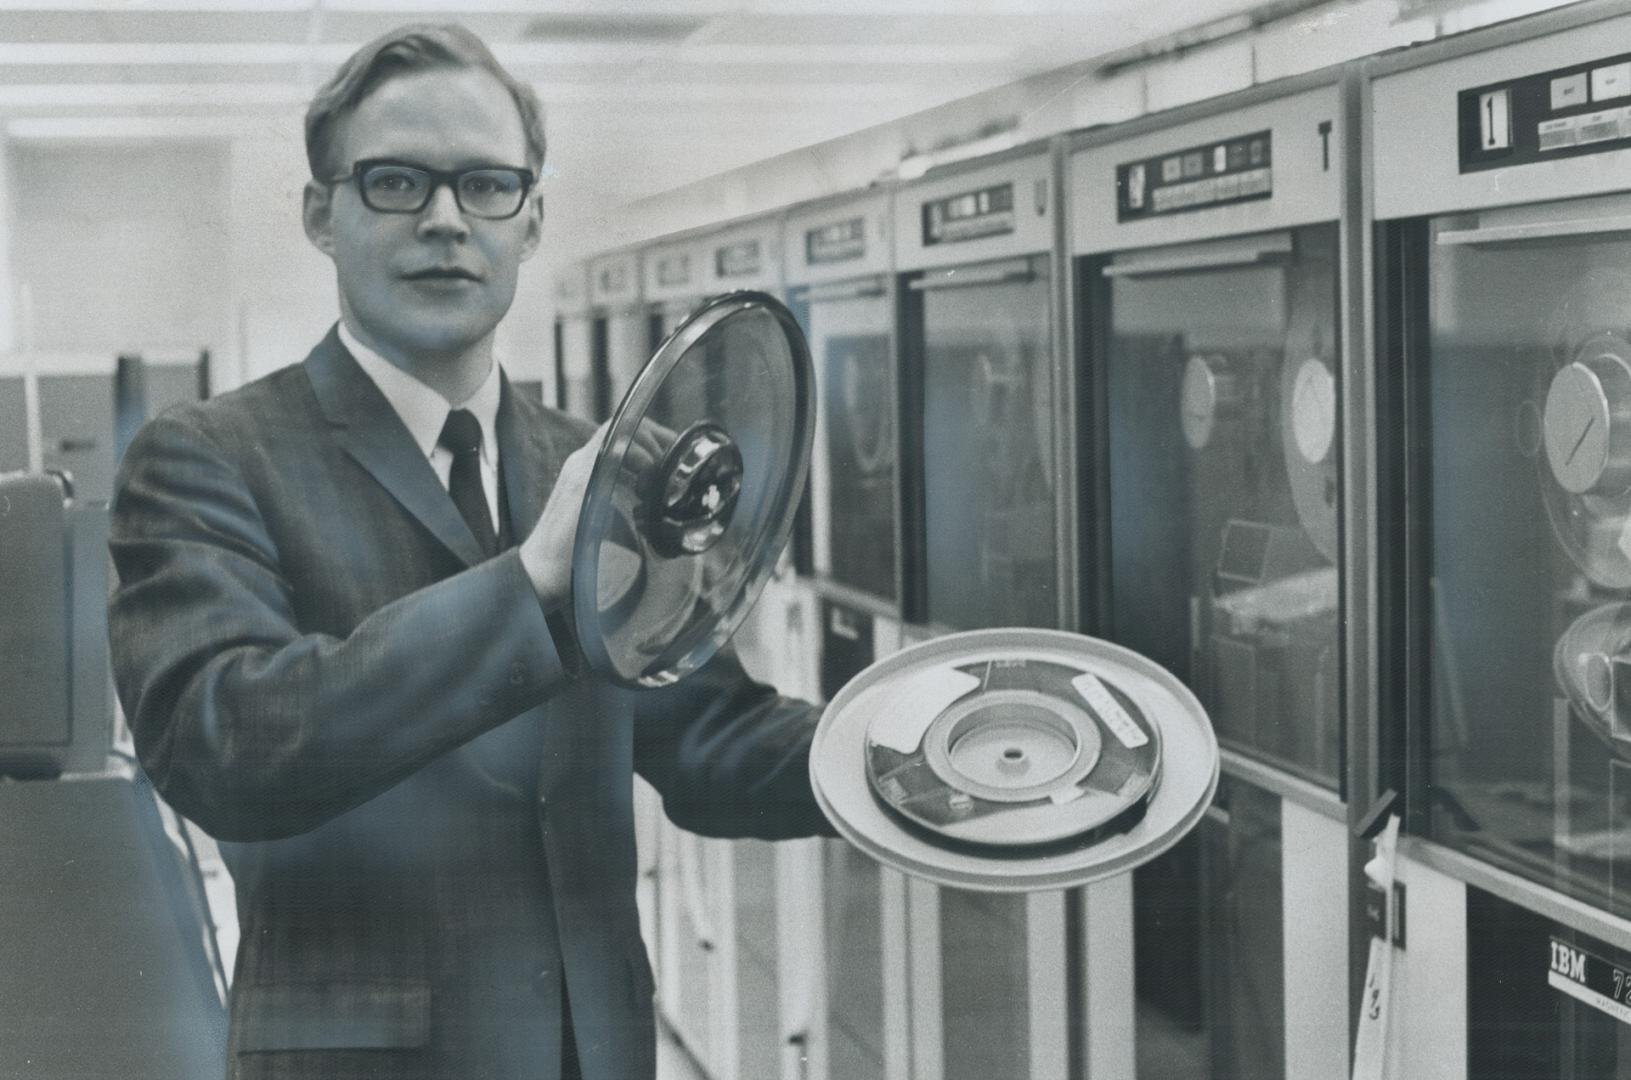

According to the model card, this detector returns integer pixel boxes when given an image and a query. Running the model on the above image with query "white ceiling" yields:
[0,0,1282,209]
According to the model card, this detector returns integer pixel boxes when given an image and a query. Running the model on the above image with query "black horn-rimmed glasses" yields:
[330,159,535,220]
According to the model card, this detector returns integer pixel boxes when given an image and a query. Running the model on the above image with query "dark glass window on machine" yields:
[1104,223,1342,787]
[1424,220,1631,918]
[553,319,566,408]
[1133,774,1285,1080]
[590,314,612,421]
[1466,887,1631,1079]
[806,287,897,603]
[918,255,1057,630]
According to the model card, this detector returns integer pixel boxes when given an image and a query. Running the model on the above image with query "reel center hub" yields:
[924,690,1101,804]
[644,421,745,557]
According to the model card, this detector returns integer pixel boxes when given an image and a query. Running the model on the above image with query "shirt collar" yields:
[338,320,502,464]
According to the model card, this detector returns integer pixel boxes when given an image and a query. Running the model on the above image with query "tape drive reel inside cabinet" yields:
[1176,234,1341,778]
[1543,270,1631,760]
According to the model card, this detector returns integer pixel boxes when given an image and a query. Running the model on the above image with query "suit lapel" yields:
[303,327,487,568]
[495,371,568,546]
[495,375,591,800]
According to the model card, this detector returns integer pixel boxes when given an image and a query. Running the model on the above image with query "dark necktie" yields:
[438,409,498,558]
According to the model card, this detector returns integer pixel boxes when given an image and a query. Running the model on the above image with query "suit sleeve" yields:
[108,411,571,843]
[630,646,838,840]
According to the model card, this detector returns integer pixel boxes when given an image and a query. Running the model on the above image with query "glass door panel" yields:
[919,257,1057,629]
[1104,224,1342,785]
[1424,217,1631,917]
[652,301,708,426]
[808,291,897,603]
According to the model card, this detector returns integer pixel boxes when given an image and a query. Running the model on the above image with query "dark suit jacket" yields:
[108,327,831,1080]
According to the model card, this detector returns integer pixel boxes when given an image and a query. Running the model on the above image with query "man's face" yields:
[304,66,541,364]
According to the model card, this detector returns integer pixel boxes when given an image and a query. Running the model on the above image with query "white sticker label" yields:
[866,666,984,755]
[1538,116,1580,152]
[1578,107,1630,145]
[1072,673,1149,749]
[1351,814,1401,1080]
[1552,72,1589,111]
[1594,62,1631,102]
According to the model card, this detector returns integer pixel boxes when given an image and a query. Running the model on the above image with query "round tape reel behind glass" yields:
[1538,269,1631,590]
[1280,258,1340,566]
[572,291,815,688]
[1555,601,1631,760]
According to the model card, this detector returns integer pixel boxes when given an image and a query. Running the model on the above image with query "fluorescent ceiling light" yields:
[0,42,646,65]
[0,77,932,110]
[0,43,323,64]
[677,42,1012,65]
[0,82,308,107]
[521,13,707,42]
[0,0,309,10]
[6,114,244,139]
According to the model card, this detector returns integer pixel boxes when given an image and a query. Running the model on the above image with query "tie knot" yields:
[439,409,483,456]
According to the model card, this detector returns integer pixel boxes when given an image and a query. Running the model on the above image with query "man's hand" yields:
[518,417,678,607]
[519,421,608,606]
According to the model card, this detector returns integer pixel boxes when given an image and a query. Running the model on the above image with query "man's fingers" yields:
[618,420,674,477]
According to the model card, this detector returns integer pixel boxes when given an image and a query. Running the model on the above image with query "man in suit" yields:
[109,23,831,1080]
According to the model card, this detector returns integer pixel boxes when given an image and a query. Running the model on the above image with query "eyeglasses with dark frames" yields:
[329,159,535,220]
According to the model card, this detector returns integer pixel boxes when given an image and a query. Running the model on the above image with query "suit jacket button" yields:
[532,968,555,996]
[509,661,527,686]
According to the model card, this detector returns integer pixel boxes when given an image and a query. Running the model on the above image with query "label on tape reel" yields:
[865,664,984,755]
[1073,672,1149,749]
[863,657,1161,848]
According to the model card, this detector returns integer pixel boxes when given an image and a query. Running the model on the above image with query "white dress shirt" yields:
[339,321,504,531]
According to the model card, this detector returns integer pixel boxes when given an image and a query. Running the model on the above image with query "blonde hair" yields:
[304,23,546,180]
